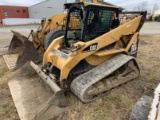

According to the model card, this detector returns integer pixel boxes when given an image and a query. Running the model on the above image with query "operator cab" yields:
[60,3,119,52]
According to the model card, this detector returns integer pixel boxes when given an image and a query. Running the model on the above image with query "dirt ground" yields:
[0,23,160,120]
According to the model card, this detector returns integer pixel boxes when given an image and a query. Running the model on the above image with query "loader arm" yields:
[120,11,147,32]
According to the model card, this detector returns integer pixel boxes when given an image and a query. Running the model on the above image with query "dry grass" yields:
[0,66,7,78]
[0,58,19,120]
[0,36,160,120]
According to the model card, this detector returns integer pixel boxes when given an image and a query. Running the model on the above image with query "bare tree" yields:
[151,4,159,16]
[133,6,141,11]
[141,2,147,11]
[133,2,147,11]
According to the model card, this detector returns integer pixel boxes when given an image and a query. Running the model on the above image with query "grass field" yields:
[0,36,160,120]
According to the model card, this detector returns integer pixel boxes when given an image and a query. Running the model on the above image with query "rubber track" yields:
[70,54,137,103]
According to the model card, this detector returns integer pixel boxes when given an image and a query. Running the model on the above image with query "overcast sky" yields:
[107,0,160,11]
[0,0,160,12]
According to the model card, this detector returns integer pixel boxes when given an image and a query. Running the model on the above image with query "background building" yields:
[0,5,29,21]
[28,0,66,19]
[0,0,122,25]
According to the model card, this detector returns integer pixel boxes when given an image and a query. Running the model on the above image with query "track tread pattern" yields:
[71,54,136,103]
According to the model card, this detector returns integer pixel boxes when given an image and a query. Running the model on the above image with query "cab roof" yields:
[64,2,120,10]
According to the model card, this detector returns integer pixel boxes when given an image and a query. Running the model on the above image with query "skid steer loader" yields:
[3,0,99,70]
[3,14,67,70]
[8,2,147,120]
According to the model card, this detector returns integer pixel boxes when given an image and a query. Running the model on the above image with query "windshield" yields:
[66,7,83,41]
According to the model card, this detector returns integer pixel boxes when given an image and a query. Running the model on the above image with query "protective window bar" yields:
[84,6,116,41]
[67,8,83,40]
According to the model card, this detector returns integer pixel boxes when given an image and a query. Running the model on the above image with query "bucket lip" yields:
[3,54,18,71]
[8,61,68,120]
[8,73,68,120]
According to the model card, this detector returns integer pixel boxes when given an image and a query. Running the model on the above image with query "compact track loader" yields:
[3,0,98,70]
[8,2,147,120]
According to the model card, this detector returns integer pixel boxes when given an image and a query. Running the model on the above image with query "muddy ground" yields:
[0,23,160,120]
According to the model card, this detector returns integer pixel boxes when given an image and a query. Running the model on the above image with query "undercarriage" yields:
[71,54,140,102]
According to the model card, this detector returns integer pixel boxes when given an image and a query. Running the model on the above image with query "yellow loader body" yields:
[8,2,147,120]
